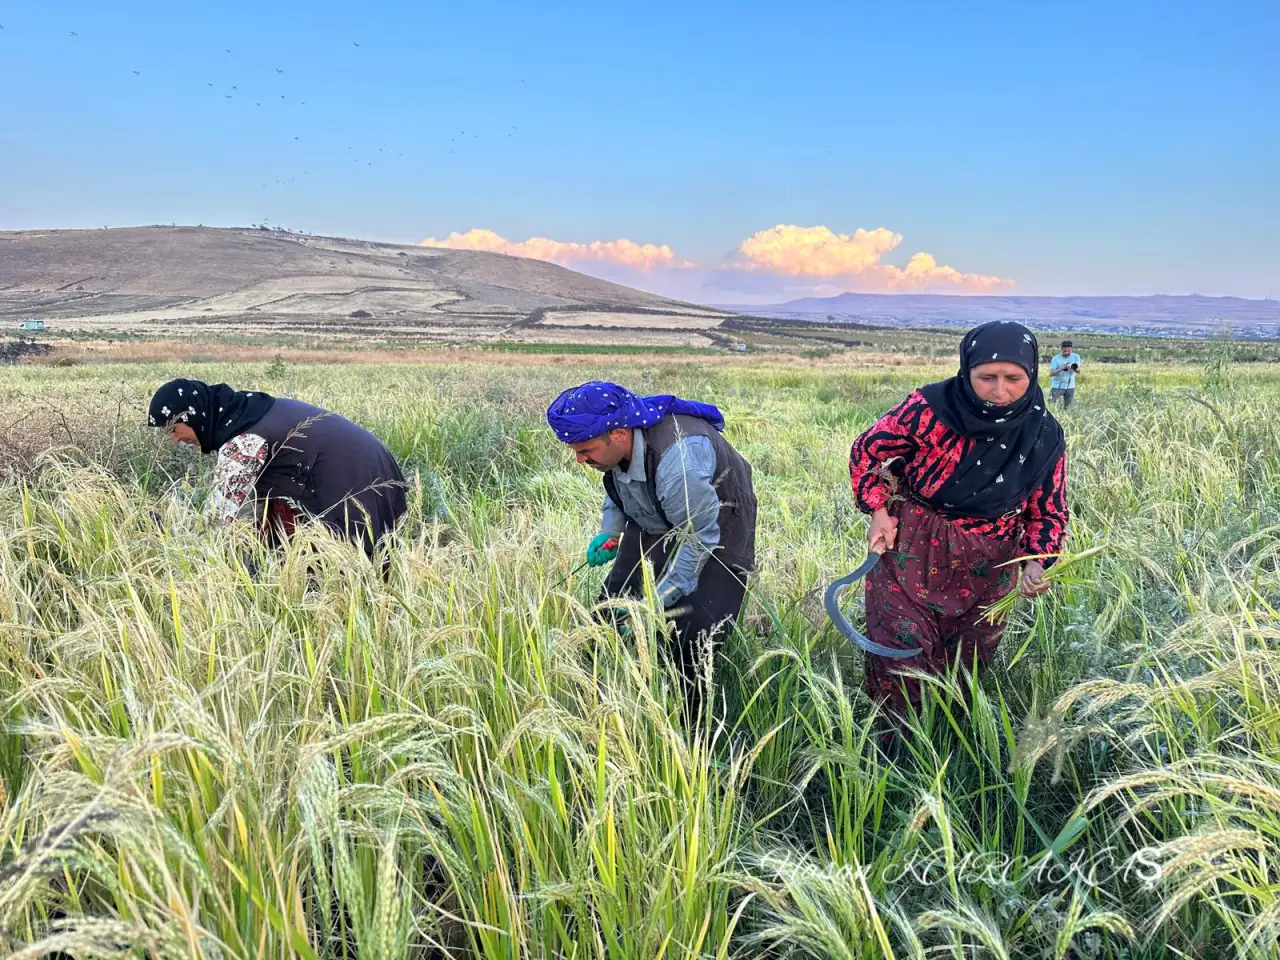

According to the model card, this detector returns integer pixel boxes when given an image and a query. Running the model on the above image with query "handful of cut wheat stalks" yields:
[981,545,1106,623]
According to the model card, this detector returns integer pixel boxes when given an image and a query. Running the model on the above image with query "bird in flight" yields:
[353,42,360,47]
[69,30,78,37]
[225,95,232,99]
[276,68,284,73]
[225,48,231,53]
[133,70,140,75]
[208,82,214,87]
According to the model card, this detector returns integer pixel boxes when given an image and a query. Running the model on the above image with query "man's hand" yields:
[586,533,620,567]
[1019,560,1052,599]
[868,508,899,554]
[601,602,633,638]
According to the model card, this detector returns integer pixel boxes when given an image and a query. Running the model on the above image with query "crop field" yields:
[2,352,1279,959]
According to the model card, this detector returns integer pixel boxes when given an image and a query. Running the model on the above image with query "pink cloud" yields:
[736,224,1012,293]
[738,225,902,277]
[419,228,686,271]
[418,223,1013,302]
[890,251,1009,293]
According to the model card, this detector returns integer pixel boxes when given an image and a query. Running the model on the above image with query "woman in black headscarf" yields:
[847,321,1068,713]
[148,379,408,561]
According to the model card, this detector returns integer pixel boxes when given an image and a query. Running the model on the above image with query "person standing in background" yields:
[1049,340,1082,407]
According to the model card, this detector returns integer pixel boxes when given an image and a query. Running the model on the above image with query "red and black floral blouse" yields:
[849,391,1069,561]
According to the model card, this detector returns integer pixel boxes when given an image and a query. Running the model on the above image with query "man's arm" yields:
[652,436,722,607]
[599,492,627,536]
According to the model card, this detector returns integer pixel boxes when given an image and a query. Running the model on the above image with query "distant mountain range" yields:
[717,293,1280,339]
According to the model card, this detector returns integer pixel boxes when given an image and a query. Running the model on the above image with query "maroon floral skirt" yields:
[259,499,298,549]
[863,501,1021,713]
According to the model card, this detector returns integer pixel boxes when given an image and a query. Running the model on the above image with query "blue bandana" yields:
[546,381,725,444]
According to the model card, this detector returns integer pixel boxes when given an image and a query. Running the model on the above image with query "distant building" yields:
[19,320,46,331]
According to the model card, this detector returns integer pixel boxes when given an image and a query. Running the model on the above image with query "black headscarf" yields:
[147,379,275,454]
[918,321,1065,519]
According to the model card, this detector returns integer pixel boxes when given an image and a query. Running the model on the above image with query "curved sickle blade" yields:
[824,552,924,660]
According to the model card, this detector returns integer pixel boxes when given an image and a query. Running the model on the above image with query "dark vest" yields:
[602,414,757,571]
[247,398,407,555]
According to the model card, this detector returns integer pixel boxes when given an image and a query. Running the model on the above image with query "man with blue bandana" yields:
[546,381,758,721]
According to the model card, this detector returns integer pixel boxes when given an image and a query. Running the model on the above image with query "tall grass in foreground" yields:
[1,360,1279,957]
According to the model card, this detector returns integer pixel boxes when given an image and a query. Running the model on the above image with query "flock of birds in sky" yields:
[1,21,529,206]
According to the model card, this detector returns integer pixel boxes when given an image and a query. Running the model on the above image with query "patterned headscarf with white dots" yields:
[917,321,1065,519]
[147,379,275,454]
[545,381,725,445]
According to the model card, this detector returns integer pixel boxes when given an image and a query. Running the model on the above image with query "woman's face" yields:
[166,421,199,447]
[969,361,1031,407]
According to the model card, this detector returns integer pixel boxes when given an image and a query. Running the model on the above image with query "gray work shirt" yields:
[598,428,722,606]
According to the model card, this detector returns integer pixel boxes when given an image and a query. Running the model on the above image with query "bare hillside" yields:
[0,226,730,345]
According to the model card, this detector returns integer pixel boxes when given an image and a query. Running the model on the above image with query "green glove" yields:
[604,603,633,639]
[586,533,621,567]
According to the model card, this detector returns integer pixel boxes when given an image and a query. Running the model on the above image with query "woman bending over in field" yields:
[848,321,1068,715]
[148,379,408,563]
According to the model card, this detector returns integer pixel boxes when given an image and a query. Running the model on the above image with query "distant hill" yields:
[719,292,1280,339]
[0,226,731,347]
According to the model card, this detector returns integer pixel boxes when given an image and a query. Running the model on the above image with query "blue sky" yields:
[1,0,1276,302]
